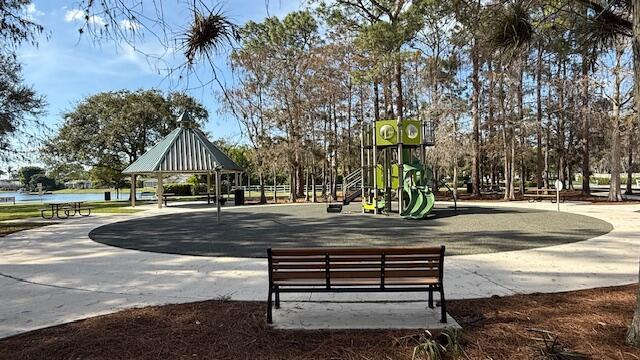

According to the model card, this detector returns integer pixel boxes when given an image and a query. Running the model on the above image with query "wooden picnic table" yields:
[40,201,93,219]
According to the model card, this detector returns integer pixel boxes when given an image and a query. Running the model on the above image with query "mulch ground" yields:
[1,285,639,360]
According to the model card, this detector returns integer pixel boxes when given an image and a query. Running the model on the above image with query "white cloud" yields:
[119,19,141,31]
[87,15,106,26]
[26,4,44,16]
[64,9,106,27]
[64,9,84,22]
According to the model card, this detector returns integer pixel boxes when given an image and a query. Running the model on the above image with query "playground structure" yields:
[344,118,435,219]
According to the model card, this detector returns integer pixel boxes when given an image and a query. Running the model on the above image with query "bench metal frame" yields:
[266,246,447,325]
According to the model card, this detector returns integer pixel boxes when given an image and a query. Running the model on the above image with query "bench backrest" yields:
[268,246,445,288]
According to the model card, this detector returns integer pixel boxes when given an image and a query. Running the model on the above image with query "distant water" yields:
[1,191,134,203]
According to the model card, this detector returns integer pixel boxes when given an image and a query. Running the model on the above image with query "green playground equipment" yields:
[343,117,436,219]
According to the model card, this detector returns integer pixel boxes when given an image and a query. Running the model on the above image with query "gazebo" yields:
[122,111,243,223]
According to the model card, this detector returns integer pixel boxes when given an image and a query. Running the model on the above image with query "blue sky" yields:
[13,0,304,168]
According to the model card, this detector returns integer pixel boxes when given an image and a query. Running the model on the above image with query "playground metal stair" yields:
[343,169,362,205]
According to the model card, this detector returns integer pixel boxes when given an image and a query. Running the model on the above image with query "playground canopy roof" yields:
[122,112,243,175]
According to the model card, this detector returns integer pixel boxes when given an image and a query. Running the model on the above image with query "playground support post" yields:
[373,123,378,214]
[360,130,365,213]
[397,116,403,214]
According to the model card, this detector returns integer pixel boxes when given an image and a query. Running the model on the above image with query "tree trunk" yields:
[395,58,403,119]
[259,172,266,204]
[383,74,392,117]
[558,60,567,189]
[471,45,481,197]
[626,1,640,346]
[487,59,496,188]
[498,62,511,201]
[373,80,380,121]
[536,44,544,188]
[628,265,640,346]
[517,60,525,195]
[626,128,635,195]
[581,52,591,195]
[544,116,550,190]
[509,132,516,200]
[312,168,317,202]
[609,43,624,202]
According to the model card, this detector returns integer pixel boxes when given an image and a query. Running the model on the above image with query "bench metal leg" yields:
[428,286,434,309]
[275,287,280,309]
[267,288,273,324]
[439,288,447,323]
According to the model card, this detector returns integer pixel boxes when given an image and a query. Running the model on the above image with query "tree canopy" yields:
[43,90,208,174]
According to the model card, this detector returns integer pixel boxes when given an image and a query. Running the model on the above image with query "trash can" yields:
[234,189,245,206]
[466,182,472,194]
[104,191,111,201]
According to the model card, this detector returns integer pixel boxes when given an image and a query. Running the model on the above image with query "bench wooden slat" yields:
[273,269,439,281]
[273,262,439,270]
[271,247,442,256]
[272,255,441,263]
[274,277,439,286]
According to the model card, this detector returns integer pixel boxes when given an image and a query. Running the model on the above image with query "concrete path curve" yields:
[0,201,638,338]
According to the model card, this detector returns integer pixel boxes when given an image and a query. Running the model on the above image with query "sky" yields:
[12,0,304,169]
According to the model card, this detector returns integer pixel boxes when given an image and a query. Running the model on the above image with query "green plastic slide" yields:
[400,164,435,220]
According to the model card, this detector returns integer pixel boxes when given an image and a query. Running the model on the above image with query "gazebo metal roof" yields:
[123,113,243,175]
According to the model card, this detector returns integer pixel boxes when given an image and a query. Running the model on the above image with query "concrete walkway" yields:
[0,201,638,338]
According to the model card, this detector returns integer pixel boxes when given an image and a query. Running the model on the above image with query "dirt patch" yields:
[1,285,638,359]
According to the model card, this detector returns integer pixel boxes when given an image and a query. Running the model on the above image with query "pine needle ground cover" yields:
[1,285,637,359]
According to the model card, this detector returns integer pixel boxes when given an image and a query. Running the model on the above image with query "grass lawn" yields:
[0,285,636,359]
[0,222,55,236]
[0,201,145,222]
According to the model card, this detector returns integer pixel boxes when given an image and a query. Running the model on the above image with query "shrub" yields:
[163,184,192,196]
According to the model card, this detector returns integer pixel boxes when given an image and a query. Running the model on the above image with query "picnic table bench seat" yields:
[266,246,447,324]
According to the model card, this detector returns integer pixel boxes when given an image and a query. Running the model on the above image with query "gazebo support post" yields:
[216,169,221,224]
[130,174,136,208]
[207,173,212,196]
[157,173,163,208]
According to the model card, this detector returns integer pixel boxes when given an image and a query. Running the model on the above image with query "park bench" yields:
[523,188,565,203]
[0,196,15,205]
[266,246,447,324]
